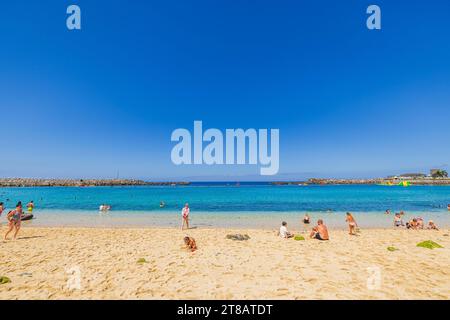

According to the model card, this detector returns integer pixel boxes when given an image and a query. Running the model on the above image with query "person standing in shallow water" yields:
[26,201,34,213]
[345,212,358,235]
[181,203,190,230]
[303,213,310,224]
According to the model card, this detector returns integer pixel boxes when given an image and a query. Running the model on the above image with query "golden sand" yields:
[1,226,449,299]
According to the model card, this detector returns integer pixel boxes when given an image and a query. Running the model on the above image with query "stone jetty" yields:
[272,178,450,186]
[0,178,190,187]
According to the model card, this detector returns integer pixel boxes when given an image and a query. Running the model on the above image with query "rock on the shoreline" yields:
[226,234,250,241]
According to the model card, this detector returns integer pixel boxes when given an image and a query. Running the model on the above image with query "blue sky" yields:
[0,0,449,180]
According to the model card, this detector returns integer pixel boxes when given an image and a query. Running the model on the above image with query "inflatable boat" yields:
[21,213,34,221]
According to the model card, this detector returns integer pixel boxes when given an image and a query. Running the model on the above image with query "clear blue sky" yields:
[1,0,449,180]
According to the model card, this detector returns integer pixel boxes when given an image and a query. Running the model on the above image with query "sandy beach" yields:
[1,225,449,300]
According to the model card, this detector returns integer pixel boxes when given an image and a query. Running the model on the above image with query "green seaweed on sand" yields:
[0,276,11,284]
[294,235,305,241]
[416,240,443,249]
[387,246,398,252]
[137,258,147,264]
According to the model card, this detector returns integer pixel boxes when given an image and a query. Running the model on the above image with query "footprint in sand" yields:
[275,288,290,296]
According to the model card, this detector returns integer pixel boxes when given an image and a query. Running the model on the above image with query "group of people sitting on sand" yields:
[390,210,439,230]
[279,211,360,240]
[279,218,330,240]
[278,208,441,240]
[406,217,438,230]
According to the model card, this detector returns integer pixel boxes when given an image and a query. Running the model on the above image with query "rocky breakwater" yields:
[0,178,191,187]
[307,178,383,185]
[307,178,450,185]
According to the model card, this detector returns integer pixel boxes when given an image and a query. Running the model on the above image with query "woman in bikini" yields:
[26,201,34,213]
[4,202,23,240]
[184,236,197,252]
[345,212,358,235]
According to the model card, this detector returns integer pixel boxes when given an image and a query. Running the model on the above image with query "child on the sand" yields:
[184,236,197,252]
[345,212,358,235]
[310,219,329,240]
[279,221,294,238]
[427,220,439,230]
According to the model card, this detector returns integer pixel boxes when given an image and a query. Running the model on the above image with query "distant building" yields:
[399,173,426,178]
[430,169,440,176]
[430,168,448,178]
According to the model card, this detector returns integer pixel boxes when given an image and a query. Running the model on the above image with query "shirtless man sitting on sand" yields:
[310,219,329,240]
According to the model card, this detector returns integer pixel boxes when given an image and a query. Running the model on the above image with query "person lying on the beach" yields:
[279,221,294,238]
[184,236,197,252]
[4,202,23,240]
[345,212,358,235]
[394,213,404,227]
[310,219,329,240]
[427,220,439,230]
[303,214,310,224]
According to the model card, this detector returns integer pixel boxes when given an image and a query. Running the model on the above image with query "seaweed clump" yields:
[0,276,11,284]
[416,240,443,249]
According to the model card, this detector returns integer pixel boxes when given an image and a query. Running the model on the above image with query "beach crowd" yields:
[0,200,445,249]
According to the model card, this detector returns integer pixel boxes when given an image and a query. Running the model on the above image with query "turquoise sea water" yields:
[0,184,449,228]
